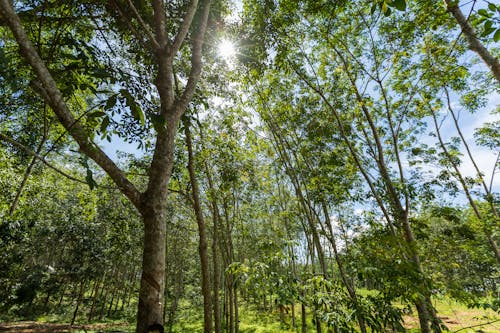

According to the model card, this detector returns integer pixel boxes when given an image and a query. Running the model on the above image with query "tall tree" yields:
[0,0,212,331]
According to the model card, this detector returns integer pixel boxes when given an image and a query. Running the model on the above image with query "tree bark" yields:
[301,301,307,333]
[184,119,213,333]
[136,207,167,333]
[445,0,500,83]
[71,280,86,325]
[205,163,222,333]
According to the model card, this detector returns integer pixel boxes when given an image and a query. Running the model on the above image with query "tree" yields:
[0,0,212,331]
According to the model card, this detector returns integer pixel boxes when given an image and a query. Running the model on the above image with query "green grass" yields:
[3,295,498,332]
[404,296,500,333]
[169,297,499,333]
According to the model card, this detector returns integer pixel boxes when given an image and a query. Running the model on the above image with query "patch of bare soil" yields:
[0,321,129,333]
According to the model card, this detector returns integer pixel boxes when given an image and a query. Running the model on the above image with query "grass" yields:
[404,297,500,333]
[2,296,498,332]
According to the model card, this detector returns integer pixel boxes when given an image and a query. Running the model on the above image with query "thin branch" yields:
[453,319,500,333]
[490,152,499,193]
[171,0,199,55]
[9,104,48,215]
[0,133,87,185]
[109,0,148,50]
[126,0,161,50]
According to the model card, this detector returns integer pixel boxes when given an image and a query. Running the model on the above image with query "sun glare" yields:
[218,39,236,60]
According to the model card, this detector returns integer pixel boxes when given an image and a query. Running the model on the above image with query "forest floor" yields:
[0,322,130,333]
[403,298,500,333]
[0,299,499,332]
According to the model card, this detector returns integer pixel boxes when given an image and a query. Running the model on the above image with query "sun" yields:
[218,39,236,60]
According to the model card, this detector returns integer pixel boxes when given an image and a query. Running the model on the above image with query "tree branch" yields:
[126,0,161,50]
[152,0,168,50]
[445,0,500,83]
[178,0,211,113]
[0,133,87,185]
[171,0,199,55]
[0,0,142,210]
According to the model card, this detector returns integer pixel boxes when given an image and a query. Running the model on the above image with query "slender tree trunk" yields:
[107,281,118,317]
[71,280,86,325]
[228,284,234,333]
[234,286,239,333]
[202,156,223,333]
[301,301,307,333]
[88,276,103,321]
[445,0,500,83]
[320,201,367,333]
[184,119,213,333]
[212,215,222,333]
[430,106,500,264]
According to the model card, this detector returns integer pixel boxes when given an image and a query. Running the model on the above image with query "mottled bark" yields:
[445,0,500,84]
[136,206,167,333]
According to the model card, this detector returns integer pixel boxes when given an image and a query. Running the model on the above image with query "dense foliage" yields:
[0,0,499,332]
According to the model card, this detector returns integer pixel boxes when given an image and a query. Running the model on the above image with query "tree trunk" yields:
[203,156,223,333]
[301,301,307,333]
[320,201,367,333]
[212,220,222,333]
[88,276,103,321]
[234,286,239,333]
[229,284,234,333]
[136,207,167,333]
[184,119,213,333]
[71,280,86,325]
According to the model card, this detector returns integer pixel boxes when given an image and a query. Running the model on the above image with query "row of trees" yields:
[0,0,498,332]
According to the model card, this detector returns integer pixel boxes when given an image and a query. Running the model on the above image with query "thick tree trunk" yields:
[0,1,212,332]
[136,208,167,333]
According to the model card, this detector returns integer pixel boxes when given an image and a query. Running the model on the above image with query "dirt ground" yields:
[0,322,129,333]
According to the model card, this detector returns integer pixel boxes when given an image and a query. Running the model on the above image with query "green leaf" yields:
[100,116,110,133]
[87,111,106,118]
[494,28,500,42]
[484,20,493,30]
[86,170,96,190]
[151,114,166,132]
[105,94,117,110]
[477,9,492,17]
[488,3,496,11]
[381,1,388,13]
[390,0,406,11]
[481,26,496,37]
[120,89,145,126]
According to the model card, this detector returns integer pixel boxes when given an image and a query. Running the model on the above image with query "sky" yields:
[99,0,499,200]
